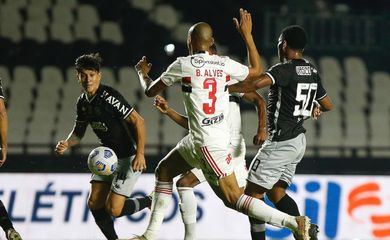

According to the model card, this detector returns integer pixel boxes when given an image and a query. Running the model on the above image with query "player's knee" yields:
[223,192,241,209]
[105,205,121,217]
[176,177,191,188]
[87,198,102,210]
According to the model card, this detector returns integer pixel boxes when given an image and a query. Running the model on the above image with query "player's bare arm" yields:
[242,91,267,145]
[0,98,7,166]
[312,95,333,120]
[233,8,262,78]
[229,73,273,93]
[154,95,189,130]
[126,110,146,171]
[135,57,167,97]
[54,122,87,155]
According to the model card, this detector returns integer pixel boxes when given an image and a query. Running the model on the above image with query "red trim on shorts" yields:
[200,146,226,178]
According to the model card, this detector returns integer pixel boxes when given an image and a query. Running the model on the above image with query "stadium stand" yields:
[0,0,389,173]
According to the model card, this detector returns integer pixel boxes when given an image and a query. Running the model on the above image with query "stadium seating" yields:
[0,0,388,159]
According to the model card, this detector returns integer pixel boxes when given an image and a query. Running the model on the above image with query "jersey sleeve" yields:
[315,74,327,100]
[224,57,249,81]
[75,96,87,122]
[0,79,4,99]
[159,59,182,86]
[266,63,290,86]
[106,88,134,119]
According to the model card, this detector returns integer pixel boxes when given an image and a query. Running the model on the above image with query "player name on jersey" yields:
[195,69,223,77]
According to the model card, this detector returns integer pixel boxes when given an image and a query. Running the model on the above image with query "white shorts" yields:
[176,134,241,186]
[247,133,306,190]
[91,155,141,197]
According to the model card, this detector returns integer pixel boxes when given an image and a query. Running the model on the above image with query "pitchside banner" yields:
[0,174,390,240]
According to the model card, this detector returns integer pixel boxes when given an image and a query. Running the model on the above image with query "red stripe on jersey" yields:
[182,77,191,83]
[226,75,230,82]
[200,146,225,178]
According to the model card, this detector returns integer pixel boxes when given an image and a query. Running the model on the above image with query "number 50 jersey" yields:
[159,52,249,146]
[266,58,327,141]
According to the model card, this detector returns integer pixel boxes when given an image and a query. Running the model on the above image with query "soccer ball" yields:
[87,146,118,176]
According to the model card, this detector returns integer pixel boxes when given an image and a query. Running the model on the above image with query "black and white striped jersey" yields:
[266,59,327,141]
[75,84,136,158]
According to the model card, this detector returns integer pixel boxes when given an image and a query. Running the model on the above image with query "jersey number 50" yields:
[203,78,217,114]
[294,83,317,117]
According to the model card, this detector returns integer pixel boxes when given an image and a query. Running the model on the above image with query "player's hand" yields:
[132,154,147,172]
[135,56,152,76]
[253,129,267,146]
[233,8,252,37]
[0,147,7,167]
[312,102,322,120]
[154,95,169,113]
[55,140,69,155]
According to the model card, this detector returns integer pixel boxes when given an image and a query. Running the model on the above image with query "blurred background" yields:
[0,0,389,239]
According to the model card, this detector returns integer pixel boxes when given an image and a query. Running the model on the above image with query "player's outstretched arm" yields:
[135,56,167,97]
[54,122,87,155]
[126,110,147,172]
[229,73,273,93]
[242,92,267,145]
[154,95,189,130]
[0,98,7,167]
[233,8,262,78]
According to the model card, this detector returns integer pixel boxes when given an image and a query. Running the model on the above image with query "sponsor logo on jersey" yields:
[91,121,108,131]
[190,56,226,68]
[101,90,130,116]
[296,66,312,76]
[201,113,224,126]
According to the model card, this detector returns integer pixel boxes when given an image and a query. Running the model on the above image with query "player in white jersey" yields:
[130,9,312,240]
[153,86,267,240]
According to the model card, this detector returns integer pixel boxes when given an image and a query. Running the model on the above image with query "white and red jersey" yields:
[159,52,249,146]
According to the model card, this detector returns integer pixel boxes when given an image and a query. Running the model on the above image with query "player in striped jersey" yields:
[131,9,313,240]
[229,25,333,239]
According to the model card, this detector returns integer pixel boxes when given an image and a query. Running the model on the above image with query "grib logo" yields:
[296,66,311,76]
[191,56,205,68]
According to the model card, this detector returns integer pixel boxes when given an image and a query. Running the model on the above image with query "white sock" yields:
[178,187,197,240]
[144,181,173,240]
[236,194,298,230]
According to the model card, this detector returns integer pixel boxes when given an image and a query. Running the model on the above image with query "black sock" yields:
[249,198,266,240]
[118,196,152,217]
[0,200,13,233]
[91,207,118,240]
[275,194,300,216]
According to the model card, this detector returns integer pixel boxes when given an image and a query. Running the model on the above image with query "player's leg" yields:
[0,200,22,240]
[105,156,151,218]
[176,169,203,240]
[141,148,193,240]
[200,144,310,239]
[88,181,117,240]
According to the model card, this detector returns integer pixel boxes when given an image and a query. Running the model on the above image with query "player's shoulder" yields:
[99,84,123,97]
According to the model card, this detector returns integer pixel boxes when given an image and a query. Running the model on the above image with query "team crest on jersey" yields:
[191,56,205,68]
[296,66,312,76]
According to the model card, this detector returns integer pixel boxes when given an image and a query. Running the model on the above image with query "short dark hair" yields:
[75,53,102,72]
[281,25,307,50]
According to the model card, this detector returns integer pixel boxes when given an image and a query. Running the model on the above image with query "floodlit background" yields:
[0,0,389,239]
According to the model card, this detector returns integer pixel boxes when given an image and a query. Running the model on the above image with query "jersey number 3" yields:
[203,78,217,114]
[294,83,317,117]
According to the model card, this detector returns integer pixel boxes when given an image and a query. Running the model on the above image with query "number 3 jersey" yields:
[159,52,249,146]
[266,58,327,141]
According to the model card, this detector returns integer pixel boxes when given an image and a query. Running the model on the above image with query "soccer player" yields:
[131,9,313,240]
[0,79,22,240]
[229,25,333,239]
[55,53,151,240]
[153,86,267,240]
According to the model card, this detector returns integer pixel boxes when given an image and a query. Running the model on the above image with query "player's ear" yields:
[210,37,215,46]
[282,40,287,50]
